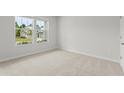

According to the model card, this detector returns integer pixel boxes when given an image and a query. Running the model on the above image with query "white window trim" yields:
[15,16,49,46]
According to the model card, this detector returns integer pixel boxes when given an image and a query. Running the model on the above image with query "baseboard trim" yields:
[60,48,120,63]
[0,47,57,63]
[0,47,120,65]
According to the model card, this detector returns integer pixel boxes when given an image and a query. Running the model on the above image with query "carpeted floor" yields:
[0,49,123,76]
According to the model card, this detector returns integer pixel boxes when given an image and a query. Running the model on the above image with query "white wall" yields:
[120,16,124,71]
[0,16,57,62]
[57,16,120,62]
[0,16,120,63]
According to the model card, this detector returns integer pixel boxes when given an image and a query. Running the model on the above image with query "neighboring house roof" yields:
[21,26,32,33]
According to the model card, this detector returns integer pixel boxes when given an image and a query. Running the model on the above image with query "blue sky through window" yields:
[36,20,44,27]
[15,16,33,26]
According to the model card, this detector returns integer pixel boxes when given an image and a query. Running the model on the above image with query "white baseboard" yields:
[0,47,120,65]
[60,48,120,63]
[0,47,57,63]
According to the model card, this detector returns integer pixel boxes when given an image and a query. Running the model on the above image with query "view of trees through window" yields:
[15,17,33,45]
[15,16,47,45]
[36,20,47,43]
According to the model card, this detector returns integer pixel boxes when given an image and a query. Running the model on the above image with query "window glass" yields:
[36,20,47,43]
[15,16,33,45]
[15,16,48,45]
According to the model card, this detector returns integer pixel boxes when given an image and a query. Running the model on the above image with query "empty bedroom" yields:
[0,16,123,76]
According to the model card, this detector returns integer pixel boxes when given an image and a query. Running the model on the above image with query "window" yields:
[36,20,47,43]
[15,17,33,45]
[15,16,48,45]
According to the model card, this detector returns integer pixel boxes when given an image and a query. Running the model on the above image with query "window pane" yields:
[15,16,33,45]
[36,20,47,43]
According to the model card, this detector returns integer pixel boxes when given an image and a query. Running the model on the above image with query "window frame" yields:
[15,16,49,46]
[35,19,49,43]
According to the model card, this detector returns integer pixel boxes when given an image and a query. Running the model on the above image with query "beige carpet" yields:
[0,49,123,76]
